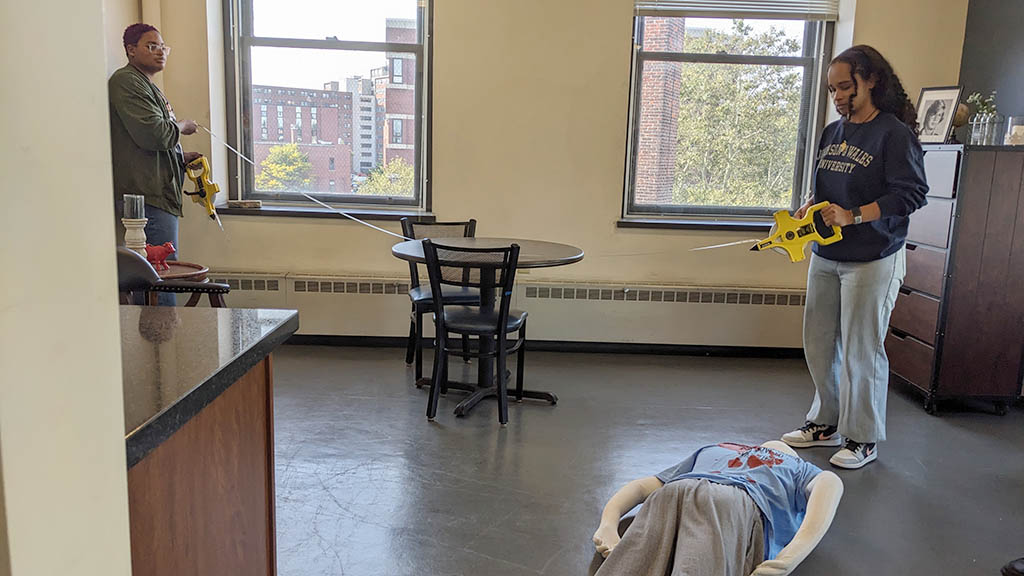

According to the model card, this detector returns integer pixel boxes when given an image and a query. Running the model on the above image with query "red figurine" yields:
[145,242,176,271]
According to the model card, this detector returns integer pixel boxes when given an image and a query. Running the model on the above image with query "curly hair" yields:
[831,45,918,134]
[123,23,158,53]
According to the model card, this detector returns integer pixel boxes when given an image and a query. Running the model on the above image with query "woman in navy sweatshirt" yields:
[780,45,929,469]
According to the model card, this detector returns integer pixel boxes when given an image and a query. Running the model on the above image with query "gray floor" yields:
[272,345,1024,576]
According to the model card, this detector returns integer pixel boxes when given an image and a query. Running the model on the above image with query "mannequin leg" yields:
[668,481,764,576]
[595,482,683,576]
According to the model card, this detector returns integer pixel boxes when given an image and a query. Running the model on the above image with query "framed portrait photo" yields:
[916,86,963,143]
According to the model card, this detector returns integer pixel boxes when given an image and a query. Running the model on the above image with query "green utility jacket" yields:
[109,64,185,216]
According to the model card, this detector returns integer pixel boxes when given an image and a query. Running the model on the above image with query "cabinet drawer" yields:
[890,290,940,345]
[885,329,935,392]
[923,150,959,198]
[908,198,954,248]
[904,244,946,297]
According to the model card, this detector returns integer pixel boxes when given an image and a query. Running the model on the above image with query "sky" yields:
[251,0,419,90]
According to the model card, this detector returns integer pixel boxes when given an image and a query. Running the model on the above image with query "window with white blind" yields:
[625,0,837,219]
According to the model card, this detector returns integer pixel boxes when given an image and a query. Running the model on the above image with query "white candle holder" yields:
[122,218,149,259]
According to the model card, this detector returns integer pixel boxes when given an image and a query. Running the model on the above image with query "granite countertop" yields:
[121,306,298,468]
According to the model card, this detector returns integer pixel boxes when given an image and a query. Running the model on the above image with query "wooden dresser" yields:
[885,144,1024,414]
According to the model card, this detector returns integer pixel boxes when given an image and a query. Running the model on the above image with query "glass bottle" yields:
[988,114,1005,145]
[970,113,986,145]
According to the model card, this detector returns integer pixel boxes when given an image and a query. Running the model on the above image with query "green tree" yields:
[356,157,414,197]
[674,20,803,209]
[255,143,312,191]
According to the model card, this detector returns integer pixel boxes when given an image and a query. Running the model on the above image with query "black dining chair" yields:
[422,239,527,426]
[116,247,230,307]
[400,218,480,385]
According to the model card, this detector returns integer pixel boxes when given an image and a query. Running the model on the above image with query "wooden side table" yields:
[148,262,226,308]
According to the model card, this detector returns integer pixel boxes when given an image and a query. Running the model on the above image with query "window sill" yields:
[218,205,435,222]
[617,218,773,232]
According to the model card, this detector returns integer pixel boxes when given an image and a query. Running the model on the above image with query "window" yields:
[392,58,403,84]
[227,0,430,205]
[624,1,835,219]
[391,119,403,143]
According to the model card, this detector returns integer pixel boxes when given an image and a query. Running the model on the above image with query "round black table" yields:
[392,237,584,417]
[391,237,584,269]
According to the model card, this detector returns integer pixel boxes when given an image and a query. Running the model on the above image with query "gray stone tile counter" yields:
[120,306,298,468]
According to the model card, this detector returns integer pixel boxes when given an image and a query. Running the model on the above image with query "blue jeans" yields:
[115,202,179,306]
[803,249,905,444]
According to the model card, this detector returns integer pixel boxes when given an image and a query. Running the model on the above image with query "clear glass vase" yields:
[970,114,988,145]
[985,114,1005,145]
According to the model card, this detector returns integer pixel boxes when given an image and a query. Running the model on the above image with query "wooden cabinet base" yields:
[127,357,276,576]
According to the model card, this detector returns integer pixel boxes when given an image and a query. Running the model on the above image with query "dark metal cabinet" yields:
[886,145,1024,414]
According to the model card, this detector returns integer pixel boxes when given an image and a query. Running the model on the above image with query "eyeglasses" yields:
[142,43,171,55]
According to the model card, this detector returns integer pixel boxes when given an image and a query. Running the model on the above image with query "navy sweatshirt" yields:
[811,112,929,262]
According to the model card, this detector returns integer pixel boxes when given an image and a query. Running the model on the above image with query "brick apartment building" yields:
[250,18,418,195]
[374,18,417,167]
[634,18,685,205]
[346,77,381,177]
[252,84,353,194]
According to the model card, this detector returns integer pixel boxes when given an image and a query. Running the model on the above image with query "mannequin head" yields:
[761,440,798,458]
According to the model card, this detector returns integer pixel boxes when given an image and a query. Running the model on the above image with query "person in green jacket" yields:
[110,23,201,304]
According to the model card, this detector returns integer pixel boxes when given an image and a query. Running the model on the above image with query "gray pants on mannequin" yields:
[595,479,764,576]
[803,248,905,443]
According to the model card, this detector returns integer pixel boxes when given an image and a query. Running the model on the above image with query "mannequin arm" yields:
[751,471,843,576]
[592,476,664,558]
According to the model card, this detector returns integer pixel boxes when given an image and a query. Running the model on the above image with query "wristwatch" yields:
[851,206,863,225]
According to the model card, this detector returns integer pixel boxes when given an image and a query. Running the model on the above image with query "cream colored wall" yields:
[160,0,968,337]
[0,447,7,576]
[0,0,132,574]
[102,0,140,74]
[168,0,810,289]
[852,0,969,101]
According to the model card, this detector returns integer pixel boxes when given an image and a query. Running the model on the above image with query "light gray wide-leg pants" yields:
[803,248,905,443]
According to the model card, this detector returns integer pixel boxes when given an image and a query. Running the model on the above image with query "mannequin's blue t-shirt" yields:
[655,443,822,560]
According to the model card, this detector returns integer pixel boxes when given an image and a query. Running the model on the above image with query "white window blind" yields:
[634,0,839,20]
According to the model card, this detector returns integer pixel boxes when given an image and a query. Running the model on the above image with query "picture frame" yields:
[916,86,963,143]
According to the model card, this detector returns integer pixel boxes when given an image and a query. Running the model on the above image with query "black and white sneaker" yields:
[781,421,842,448]
[830,440,878,469]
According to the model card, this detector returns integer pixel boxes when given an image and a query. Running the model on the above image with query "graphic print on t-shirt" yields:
[816,141,875,175]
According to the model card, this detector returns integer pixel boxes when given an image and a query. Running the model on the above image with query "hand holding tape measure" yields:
[690,201,844,263]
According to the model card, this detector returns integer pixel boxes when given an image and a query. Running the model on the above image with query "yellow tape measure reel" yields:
[752,201,843,262]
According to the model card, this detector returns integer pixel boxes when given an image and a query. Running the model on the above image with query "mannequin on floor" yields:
[592,441,843,576]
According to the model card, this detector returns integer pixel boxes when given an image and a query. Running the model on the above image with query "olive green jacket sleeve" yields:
[109,64,186,217]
